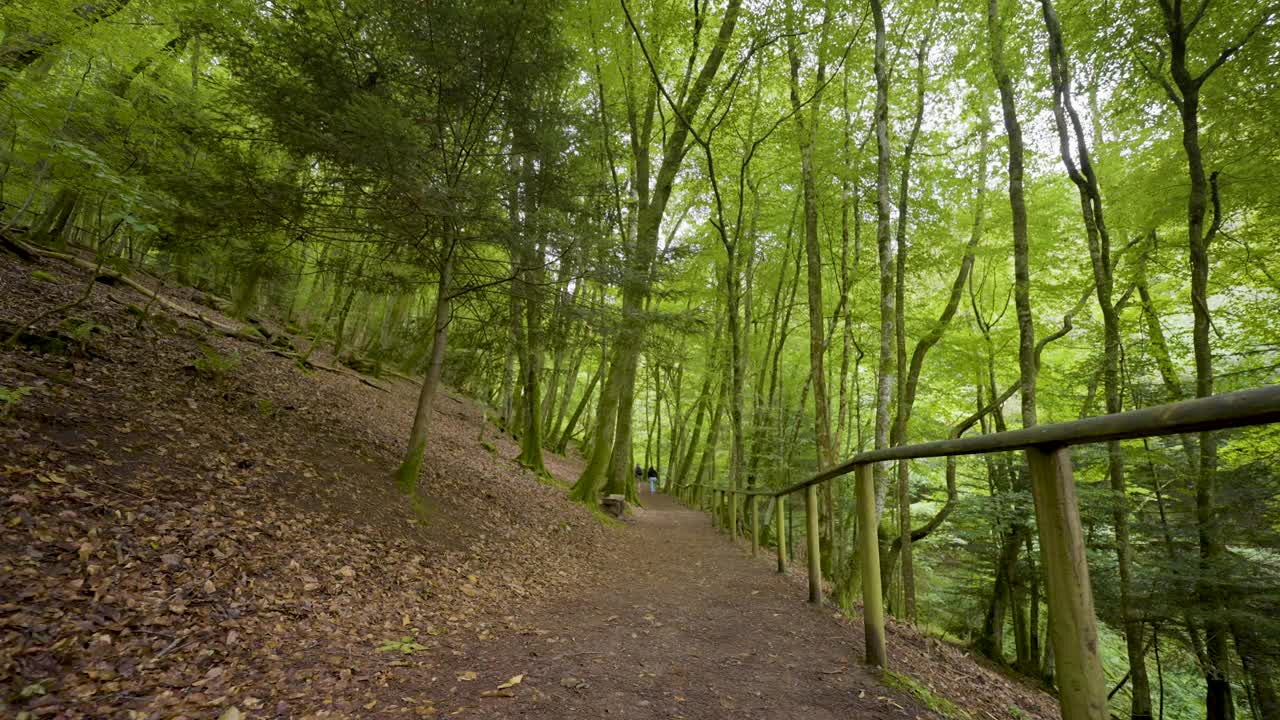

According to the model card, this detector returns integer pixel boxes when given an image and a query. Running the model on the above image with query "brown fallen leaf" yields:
[480,690,514,698]
[457,671,478,681]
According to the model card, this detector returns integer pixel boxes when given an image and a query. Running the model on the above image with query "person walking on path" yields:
[646,466,659,494]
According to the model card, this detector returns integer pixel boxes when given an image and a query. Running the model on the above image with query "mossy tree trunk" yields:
[517,239,548,474]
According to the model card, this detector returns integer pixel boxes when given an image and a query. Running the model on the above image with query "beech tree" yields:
[4,0,1278,717]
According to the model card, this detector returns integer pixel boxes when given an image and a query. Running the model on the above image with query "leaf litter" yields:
[0,254,608,718]
[0,254,1061,720]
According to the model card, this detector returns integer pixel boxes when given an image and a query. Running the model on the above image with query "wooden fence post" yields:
[805,483,821,603]
[1026,445,1107,720]
[856,463,887,667]
[729,490,738,541]
[750,495,759,557]
[775,495,787,573]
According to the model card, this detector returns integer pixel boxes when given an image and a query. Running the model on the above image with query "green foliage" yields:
[30,270,58,283]
[60,318,109,352]
[883,671,971,720]
[256,398,277,418]
[376,633,428,655]
[192,345,240,382]
[0,385,34,419]
[2,0,1279,715]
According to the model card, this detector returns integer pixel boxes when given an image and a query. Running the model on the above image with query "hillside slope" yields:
[0,252,609,718]
[1,250,1059,719]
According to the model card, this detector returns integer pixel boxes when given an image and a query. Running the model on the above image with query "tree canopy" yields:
[3,0,1278,717]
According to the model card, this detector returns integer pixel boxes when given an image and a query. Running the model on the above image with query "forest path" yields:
[440,490,930,720]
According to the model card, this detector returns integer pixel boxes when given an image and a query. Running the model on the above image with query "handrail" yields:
[664,383,1280,720]
[675,483,772,496]
[685,384,1280,498]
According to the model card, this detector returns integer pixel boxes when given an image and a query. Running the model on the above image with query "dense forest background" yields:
[2,0,1278,718]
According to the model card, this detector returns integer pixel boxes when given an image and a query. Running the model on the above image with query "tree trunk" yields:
[517,244,548,474]
[1039,1,1150,712]
[557,353,604,455]
[868,0,896,530]
[572,0,742,505]
[786,0,835,482]
[695,379,727,487]
[501,298,518,429]
[569,344,623,504]
[332,284,359,360]
[396,243,455,493]
[1232,621,1280,719]
[889,33,930,621]
[880,123,988,582]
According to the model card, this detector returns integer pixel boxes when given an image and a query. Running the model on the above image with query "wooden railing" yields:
[670,384,1280,720]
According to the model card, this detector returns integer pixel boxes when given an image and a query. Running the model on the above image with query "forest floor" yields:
[0,249,1060,719]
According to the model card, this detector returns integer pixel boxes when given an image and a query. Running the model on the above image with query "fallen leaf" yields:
[218,708,243,720]
[497,674,523,689]
[457,671,478,681]
[480,690,514,698]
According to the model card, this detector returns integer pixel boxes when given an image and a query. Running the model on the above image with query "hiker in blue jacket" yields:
[646,466,658,494]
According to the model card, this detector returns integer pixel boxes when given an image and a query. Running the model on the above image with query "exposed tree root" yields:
[1,234,37,261]
[264,347,391,393]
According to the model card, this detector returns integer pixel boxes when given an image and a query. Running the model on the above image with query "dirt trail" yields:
[437,492,932,720]
[0,253,1056,720]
